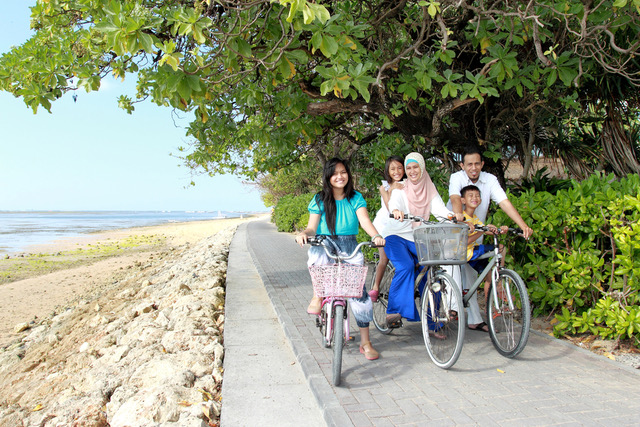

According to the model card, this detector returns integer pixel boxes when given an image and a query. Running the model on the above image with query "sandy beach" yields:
[0,215,262,426]
[0,217,257,348]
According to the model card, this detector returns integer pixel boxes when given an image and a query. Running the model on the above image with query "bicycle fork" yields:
[489,245,515,311]
[321,299,350,344]
[422,269,454,323]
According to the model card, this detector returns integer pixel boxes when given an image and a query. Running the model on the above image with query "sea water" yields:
[0,211,255,254]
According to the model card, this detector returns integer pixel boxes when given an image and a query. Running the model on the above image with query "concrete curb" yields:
[245,223,351,426]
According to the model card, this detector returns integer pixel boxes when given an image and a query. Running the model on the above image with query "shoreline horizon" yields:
[0,210,269,255]
[14,214,267,256]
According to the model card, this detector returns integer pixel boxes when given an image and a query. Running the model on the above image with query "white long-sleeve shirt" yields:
[384,189,452,241]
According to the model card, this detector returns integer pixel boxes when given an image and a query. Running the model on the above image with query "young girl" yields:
[295,158,386,361]
[370,156,405,301]
[385,152,453,326]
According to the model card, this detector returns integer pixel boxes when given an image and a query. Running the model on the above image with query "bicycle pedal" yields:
[388,320,403,329]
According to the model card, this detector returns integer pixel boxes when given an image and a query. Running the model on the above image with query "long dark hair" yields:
[384,155,406,183]
[315,158,356,236]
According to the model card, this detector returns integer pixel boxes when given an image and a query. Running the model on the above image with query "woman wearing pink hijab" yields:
[383,152,453,326]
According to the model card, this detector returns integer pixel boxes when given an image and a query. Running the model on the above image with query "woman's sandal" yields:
[468,321,489,332]
[368,289,379,302]
[306,297,322,315]
[359,341,379,360]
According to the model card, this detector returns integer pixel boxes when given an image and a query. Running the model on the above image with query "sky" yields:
[0,2,267,212]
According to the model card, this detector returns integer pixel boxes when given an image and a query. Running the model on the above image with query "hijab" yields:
[403,152,438,226]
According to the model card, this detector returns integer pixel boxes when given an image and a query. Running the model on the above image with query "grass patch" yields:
[0,234,166,284]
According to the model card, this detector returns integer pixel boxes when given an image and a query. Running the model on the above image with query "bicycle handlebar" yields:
[472,224,522,235]
[306,235,379,261]
[389,213,523,236]
[388,213,453,224]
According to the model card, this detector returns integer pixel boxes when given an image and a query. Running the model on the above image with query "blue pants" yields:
[384,235,421,321]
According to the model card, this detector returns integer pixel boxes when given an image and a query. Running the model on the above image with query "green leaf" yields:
[237,38,252,57]
[320,35,339,57]
[546,69,557,87]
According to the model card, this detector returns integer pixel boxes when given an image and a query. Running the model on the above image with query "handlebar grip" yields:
[389,213,413,220]
[305,236,325,245]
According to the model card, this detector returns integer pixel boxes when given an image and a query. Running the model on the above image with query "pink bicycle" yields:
[307,236,375,386]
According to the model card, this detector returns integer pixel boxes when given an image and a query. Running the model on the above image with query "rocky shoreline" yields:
[0,226,237,426]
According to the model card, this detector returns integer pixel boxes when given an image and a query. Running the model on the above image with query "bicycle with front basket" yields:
[371,215,469,369]
[371,216,531,368]
[306,236,376,386]
[459,224,531,358]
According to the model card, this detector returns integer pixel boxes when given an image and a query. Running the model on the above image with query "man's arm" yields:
[448,173,465,221]
[498,199,533,239]
[449,195,464,221]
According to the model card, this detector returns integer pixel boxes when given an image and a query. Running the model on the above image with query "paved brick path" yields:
[244,218,640,426]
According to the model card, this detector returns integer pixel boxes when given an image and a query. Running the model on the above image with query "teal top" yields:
[308,191,367,235]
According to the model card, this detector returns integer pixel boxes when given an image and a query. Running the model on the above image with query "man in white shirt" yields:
[447,146,533,331]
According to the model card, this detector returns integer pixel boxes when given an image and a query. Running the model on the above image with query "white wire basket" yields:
[308,264,368,298]
[414,223,469,266]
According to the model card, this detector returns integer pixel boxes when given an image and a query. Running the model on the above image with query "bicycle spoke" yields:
[421,272,464,369]
[372,262,394,334]
[487,269,530,358]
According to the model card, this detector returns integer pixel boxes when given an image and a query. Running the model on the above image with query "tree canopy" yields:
[2,0,640,191]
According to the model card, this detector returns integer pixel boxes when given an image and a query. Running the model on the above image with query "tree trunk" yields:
[601,107,640,176]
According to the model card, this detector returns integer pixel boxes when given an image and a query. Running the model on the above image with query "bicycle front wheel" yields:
[318,304,331,348]
[486,269,531,358]
[372,261,395,334]
[332,304,345,386]
[421,271,465,369]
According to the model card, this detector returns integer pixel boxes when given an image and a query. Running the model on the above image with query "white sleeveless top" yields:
[372,180,390,235]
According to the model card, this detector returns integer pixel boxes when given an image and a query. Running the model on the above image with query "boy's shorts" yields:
[468,244,495,274]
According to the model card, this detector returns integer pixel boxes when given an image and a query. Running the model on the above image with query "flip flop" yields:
[306,298,321,315]
[468,321,489,332]
[386,313,402,328]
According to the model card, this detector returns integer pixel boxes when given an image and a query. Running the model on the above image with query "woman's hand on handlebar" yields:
[295,233,309,247]
[372,235,385,247]
[392,209,405,221]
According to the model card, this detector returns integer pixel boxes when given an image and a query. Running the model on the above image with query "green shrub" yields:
[510,166,572,196]
[271,193,314,232]
[491,172,640,344]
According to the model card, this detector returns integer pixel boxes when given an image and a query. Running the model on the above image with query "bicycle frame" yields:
[460,233,516,311]
[320,298,350,342]
[418,265,457,324]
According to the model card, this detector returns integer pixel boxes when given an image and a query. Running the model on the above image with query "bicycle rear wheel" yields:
[372,261,395,334]
[486,269,531,358]
[332,304,345,386]
[421,271,465,369]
